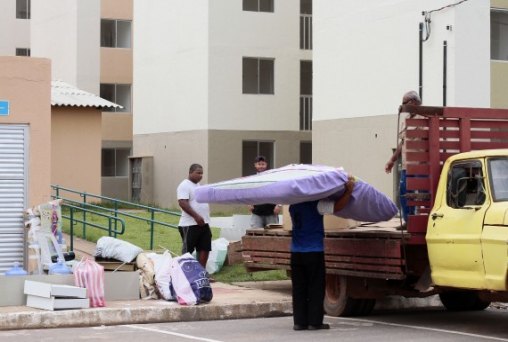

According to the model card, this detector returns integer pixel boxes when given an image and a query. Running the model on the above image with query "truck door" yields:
[481,157,508,290]
[427,160,488,289]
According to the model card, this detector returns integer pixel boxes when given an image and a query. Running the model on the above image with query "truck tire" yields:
[324,275,375,316]
[439,291,491,311]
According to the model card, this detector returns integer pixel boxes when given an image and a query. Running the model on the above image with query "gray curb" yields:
[0,301,293,331]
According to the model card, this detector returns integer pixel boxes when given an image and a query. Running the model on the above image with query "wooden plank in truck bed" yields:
[242,219,408,280]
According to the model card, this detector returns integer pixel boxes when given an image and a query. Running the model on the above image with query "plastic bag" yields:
[74,258,106,307]
[149,251,176,301]
[206,238,229,275]
[169,253,212,305]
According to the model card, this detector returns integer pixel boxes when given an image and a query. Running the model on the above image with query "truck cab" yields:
[427,149,508,293]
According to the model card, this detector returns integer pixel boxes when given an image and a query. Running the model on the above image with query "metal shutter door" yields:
[0,125,27,274]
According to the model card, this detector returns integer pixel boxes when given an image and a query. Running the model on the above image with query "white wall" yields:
[313,0,490,121]
[208,1,308,131]
[133,0,209,134]
[30,0,100,94]
[312,0,491,198]
[0,2,30,56]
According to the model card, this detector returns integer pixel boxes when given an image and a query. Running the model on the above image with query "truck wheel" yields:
[439,291,491,311]
[324,275,371,316]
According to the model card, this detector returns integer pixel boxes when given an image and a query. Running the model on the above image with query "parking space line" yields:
[122,324,225,342]
[328,317,508,341]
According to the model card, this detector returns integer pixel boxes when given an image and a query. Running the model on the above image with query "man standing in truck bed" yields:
[385,90,422,226]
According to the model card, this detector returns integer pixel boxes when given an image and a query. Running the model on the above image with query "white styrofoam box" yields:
[24,280,87,299]
[0,272,140,307]
[26,295,89,311]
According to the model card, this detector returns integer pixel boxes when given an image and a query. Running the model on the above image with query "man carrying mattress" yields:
[290,175,355,331]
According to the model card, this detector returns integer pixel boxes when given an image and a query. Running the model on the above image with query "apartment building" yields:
[0,0,133,200]
[133,0,313,208]
[4,0,505,210]
[312,0,505,198]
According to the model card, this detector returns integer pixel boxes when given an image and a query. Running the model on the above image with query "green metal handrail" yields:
[51,185,181,250]
[63,203,126,251]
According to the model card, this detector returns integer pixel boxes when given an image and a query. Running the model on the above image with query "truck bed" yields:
[242,219,412,280]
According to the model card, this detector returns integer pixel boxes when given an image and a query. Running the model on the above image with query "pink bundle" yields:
[74,258,106,307]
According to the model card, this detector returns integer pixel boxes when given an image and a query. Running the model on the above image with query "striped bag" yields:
[74,258,106,307]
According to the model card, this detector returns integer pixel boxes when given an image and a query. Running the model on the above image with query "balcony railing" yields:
[300,95,312,131]
[300,14,313,50]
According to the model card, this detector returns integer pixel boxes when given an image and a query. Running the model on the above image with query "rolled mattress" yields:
[195,164,398,223]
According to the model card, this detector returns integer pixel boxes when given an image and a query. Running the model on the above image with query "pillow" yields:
[95,237,143,263]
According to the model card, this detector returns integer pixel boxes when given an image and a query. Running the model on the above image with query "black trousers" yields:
[290,251,326,326]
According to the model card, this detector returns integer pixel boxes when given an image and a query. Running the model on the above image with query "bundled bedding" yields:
[195,164,397,223]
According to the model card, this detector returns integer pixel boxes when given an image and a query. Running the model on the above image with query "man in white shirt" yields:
[177,163,211,268]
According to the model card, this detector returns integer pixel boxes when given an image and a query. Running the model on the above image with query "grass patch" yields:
[61,206,288,283]
[213,264,289,283]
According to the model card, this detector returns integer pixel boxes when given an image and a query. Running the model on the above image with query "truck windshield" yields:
[489,158,508,202]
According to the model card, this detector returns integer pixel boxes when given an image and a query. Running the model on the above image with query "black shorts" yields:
[178,224,212,254]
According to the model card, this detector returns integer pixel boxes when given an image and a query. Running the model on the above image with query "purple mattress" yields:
[195,164,398,222]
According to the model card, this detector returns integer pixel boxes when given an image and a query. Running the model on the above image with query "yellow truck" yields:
[242,105,508,316]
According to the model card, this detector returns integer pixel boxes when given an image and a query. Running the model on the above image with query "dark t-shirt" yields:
[289,200,324,252]
[252,203,276,216]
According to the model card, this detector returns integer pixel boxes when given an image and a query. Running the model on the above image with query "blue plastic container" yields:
[49,258,72,275]
[5,262,28,276]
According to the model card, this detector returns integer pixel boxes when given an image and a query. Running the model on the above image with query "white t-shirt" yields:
[177,179,210,227]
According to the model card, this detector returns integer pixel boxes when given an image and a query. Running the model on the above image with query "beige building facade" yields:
[51,107,102,199]
[100,0,133,200]
[0,56,52,273]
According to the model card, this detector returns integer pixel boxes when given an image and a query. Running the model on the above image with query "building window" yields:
[243,0,273,12]
[300,141,312,164]
[243,58,274,94]
[300,0,312,49]
[242,141,274,176]
[491,10,508,61]
[102,148,130,177]
[100,84,131,112]
[101,19,132,48]
[300,60,312,130]
[15,48,30,56]
[16,0,30,19]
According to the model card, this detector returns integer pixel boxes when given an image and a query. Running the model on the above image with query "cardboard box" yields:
[281,205,359,231]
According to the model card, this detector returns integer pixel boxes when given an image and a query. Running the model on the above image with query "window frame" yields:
[488,157,508,202]
[100,83,131,113]
[491,8,508,61]
[243,0,274,13]
[15,48,30,57]
[101,19,132,48]
[446,161,486,208]
[101,148,130,177]
[16,0,30,19]
[242,140,275,176]
[242,57,275,95]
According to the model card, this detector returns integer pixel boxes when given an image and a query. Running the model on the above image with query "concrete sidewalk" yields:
[0,235,441,331]
[0,281,294,331]
[0,278,448,331]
